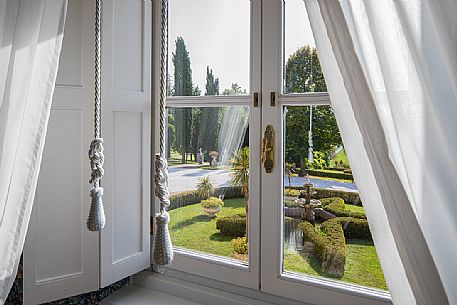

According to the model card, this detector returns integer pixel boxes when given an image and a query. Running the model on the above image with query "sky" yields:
[168,0,316,95]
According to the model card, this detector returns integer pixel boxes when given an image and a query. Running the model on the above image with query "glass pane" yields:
[282,105,388,291]
[283,0,327,94]
[168,0,250,96]
[166,106,250,264]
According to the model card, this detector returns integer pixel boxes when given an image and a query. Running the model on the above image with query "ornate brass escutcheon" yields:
[261,125,274,173]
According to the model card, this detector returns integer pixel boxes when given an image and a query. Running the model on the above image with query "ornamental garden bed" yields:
[167,195,387,290]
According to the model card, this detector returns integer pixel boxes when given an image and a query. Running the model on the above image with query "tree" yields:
[197,67,220,159]
[222,83,247,96]
[230,147,249,241]
[172,37,195,163]
[284,45,341,171]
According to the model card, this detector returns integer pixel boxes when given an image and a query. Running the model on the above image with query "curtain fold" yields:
[304,0,457,304]
[0,0,67,302]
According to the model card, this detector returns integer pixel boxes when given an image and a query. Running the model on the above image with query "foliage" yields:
[321,197,366,219]
[285,163,295,187]
[200,196,224,209]
[216,215,246,237]
[284,188,300,197]
[287,186,362,205]
[221,83,247,95]
[328,217,372,240]
[232,237,248,255]
[230,147,250,240]
[169,186,242,210]
[197,176,214,199]
[305,169,353,181]
[299,220,346,276]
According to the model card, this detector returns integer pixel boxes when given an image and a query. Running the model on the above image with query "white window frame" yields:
[152,0,262,290]
[260,1,391,304]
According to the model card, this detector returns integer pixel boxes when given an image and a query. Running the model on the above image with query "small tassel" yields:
[152,212,173,265]
[87,186,106,231]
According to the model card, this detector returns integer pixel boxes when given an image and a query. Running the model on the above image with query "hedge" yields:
[216,215,246,237]
[328,217,372,240]
[305,169,353,181]
[321,197,366,219]
[287,186,361,205]
[299,221,346,276]
[170,186,242,210]
[232,236,248,254]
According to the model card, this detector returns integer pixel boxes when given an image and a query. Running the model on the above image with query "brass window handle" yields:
[262,125,274,173]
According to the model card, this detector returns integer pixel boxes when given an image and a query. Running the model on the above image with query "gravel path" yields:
[168,164,357,194]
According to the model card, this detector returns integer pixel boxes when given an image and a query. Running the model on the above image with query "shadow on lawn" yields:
[171,214,212,231]
[209,232,233,242]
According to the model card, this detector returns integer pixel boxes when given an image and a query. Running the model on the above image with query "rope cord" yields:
[94,0,101,140]
[159,0,168,157]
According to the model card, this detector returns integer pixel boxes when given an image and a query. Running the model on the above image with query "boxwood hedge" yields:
[216,214,246,237]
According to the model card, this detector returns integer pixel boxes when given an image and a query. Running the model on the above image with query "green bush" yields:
[232,236,248,254]
[286,186,361,205]
[169,186,242,210]
[305,169,353,181]
[284,188,300,197]
[322,197,366,219]
[328,217,372,240]
[216,215,246,237]
[299,221,345,276]
[201,197,224,209]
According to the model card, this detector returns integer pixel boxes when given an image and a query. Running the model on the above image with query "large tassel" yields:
[152,154,173,265]
[87,186,106,231]
[87,138,105,231]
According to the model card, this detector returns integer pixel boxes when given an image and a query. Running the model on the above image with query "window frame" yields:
[152,0,262,290]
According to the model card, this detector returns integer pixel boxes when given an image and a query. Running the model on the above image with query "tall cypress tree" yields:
[173,37,193,163]
[198,67,220,158]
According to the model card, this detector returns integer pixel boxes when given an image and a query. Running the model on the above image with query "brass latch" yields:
[261,125,274,173]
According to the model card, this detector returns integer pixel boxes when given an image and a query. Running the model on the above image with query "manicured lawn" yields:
[344,203,365,214]
[284,239,387,291]
[169,197,386,291]
[168,198,245,258]
[331,149,349,167]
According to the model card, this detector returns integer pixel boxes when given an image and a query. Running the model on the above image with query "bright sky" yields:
[168,0,315,95]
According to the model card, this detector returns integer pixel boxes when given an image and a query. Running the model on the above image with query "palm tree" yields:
[285,163,295,187]
[230,147,249,241]
[197,176,214,199]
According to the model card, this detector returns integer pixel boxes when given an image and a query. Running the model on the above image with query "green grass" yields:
[344,203,365,214]
[168,198,246,258]
[284,239,387,290]
[169,198,385,291]
[331,149,349,167]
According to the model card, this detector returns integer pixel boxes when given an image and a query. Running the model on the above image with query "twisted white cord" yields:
[155,154,170,214]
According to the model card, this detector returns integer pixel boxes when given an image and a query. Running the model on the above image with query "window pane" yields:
[282,105,387,291]
[168,0,250,96]
[283,0,327,94]
[166,106,250,264]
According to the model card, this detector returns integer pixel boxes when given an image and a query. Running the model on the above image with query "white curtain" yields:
[0,0,67,302]
[304,0,457,304]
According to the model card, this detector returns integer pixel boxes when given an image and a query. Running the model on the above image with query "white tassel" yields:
[152,154,173,265]
[87,186,106,231]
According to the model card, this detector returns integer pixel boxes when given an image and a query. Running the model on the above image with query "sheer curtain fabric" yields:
[304,0,457,304]
[0,0,67,302]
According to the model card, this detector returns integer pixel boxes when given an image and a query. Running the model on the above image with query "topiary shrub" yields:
[299,221,346,277]
[232,236,248,254]
[322,197,366,219]
[216,215,246,237]
[284,188,300,197]
[286,186,362,205]
[305,169,353,181]
[328,217,372,240]
[169,186,242,210]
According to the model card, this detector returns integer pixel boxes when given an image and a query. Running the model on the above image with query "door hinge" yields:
[253,92,259,107]
[270,91,276,107]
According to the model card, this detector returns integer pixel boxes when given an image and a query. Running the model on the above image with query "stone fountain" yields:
[295,182,321,225]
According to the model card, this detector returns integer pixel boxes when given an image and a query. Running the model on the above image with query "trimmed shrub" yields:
[287,186,361,205]
[305,169,353,181]
[328,217,372,240]
[169,186,242,210]
[216,215,246,237]
[232,236,248,254]
[200,197,224,209]
[284,188,300,197]
[299,221,346,276]
[322,197,366,219]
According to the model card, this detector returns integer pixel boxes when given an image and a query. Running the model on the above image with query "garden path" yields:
[168,164,357,194]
